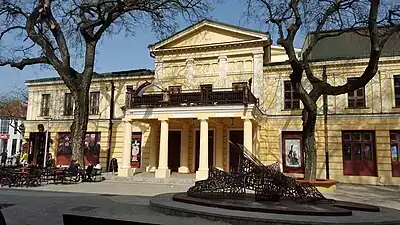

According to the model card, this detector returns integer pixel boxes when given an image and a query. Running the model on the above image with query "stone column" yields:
[118,119,133,177]
[243,118,253,154]
[218,55,228,88]
[146,122,159,172]
[196,118,209,180]
[253,53,264,105]
[215,125,224,170]
[155,119,170,178]
[178,125,190,173]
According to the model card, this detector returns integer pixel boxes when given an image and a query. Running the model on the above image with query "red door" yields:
[342,131,377,176]
[282,132,304,173]
[168,131,181,172]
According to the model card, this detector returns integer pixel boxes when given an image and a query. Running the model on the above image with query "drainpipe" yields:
[322,65,330,180]
[106,81,115,171]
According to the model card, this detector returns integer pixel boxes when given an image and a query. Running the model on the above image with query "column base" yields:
[146,165,157,173]
[196,169,209,180]
[178,166,190,173]
[155,167,171,178]
[118,167,135,177]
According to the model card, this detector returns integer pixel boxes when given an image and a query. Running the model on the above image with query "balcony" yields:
[125,87,258,109]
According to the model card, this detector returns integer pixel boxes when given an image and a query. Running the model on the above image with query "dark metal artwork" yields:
[187,142,326,202]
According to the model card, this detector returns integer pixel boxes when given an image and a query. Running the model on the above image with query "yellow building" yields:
[25,20,400,185]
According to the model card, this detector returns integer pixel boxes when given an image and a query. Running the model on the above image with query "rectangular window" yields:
[342,131,377,176]
[200,84,212,92]
[347,78,366,108]
[168,86,182,94]
[11,139,17,155]
[394,75,400,107]
[89,92,100,115]
[0,119,10,134]
[232,82,248,92]
[283,81,300,110]
[64,93,73,116]
[390,131,400,177]
[41,94,50,116]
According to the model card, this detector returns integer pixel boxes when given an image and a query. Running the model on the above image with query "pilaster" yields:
[218,55,228,88]
[118,119,134,177]
[253,53,264,106]
[146,122,159,172]
[178,125,190,173]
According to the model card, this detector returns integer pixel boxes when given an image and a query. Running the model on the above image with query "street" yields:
[0,182,399,225]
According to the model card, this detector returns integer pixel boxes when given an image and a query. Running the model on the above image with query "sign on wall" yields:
[56,132,101,166]
[285,139,301,168]
[131,132,142,168]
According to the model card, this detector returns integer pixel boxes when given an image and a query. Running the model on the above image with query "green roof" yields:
[25,69,154,84]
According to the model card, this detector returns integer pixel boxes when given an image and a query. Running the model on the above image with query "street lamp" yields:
[43,116,52,168]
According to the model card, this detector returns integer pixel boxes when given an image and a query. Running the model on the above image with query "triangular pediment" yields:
[150,20,269,50]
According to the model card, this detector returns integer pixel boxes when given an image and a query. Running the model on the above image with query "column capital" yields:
[218,55,227,60]
[241,116,254,121]
[158,118,169,122]
[122,118,132,122]
[252,52,264,58]
[197,117,209,122]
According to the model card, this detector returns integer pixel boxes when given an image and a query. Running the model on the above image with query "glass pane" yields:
[394,76,400,86]
[396,99,400,108]
[343,144,352,160]
[348,99,355,108]
[343,133,351,141]
[354,133,361,141]
[285,102,292,109]
[363,132,371,141]
[390,132,398,141]
[395,87,400,94]
[356,99,365,108]
[391,144,399,161]
[284,92,291,99]
[355,143,362,160]
[364,144,372,161]
[284,82,291,90]
[292,101,300,109]
[357,88,364,97]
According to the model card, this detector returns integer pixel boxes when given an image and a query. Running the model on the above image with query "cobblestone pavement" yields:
[0,182,399,225]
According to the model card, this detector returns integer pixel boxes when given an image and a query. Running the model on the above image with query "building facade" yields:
[25,20,400,185]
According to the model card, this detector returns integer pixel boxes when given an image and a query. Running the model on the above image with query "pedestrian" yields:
[1,150,7,166]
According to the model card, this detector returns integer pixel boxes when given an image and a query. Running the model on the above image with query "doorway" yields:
[195,130,214,171]
[28,132,49,165]
[168,131,181,172]
[229,130,243,172]
[282,131,304,173]
[342,131,377,176]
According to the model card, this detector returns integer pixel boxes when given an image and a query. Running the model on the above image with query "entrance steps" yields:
[103,172,196,185]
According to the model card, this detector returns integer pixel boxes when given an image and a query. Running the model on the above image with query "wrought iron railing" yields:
[125,87,258,108]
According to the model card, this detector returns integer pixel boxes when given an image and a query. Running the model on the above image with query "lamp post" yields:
[43,117,52,168]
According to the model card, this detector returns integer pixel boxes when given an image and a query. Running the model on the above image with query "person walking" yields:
[1,150,7,166]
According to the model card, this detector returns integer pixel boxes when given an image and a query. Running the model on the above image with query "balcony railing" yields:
[125,87,258,109]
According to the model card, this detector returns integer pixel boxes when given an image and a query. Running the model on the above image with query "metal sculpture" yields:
[187,142,325,202]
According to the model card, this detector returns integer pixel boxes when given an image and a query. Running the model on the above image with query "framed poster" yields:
[285,139,301,168]
[282,132,304,173]
[131,132,142,168]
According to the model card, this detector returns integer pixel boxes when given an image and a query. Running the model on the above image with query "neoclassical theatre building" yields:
[25,20,400,185]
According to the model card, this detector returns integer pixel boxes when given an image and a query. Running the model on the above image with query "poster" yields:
[131,133,142,168]
[285,139,301,167]
[392,144,398,161]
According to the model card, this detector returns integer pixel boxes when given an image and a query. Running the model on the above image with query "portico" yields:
[119,104,261,180]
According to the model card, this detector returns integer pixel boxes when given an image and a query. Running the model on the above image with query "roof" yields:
[302,27,400,60]
[25,69,154,84]
[148,19,269,50]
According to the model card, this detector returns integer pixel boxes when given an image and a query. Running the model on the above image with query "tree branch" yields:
[0,57,49,70]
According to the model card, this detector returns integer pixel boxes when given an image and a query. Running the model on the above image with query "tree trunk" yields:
[302,107,318,181]
[70,89,89,166]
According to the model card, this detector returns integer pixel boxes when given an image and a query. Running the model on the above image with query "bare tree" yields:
[0,0,218,164]
[246,0,400,180]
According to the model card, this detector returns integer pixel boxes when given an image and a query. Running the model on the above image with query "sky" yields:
[0,0,304,92]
